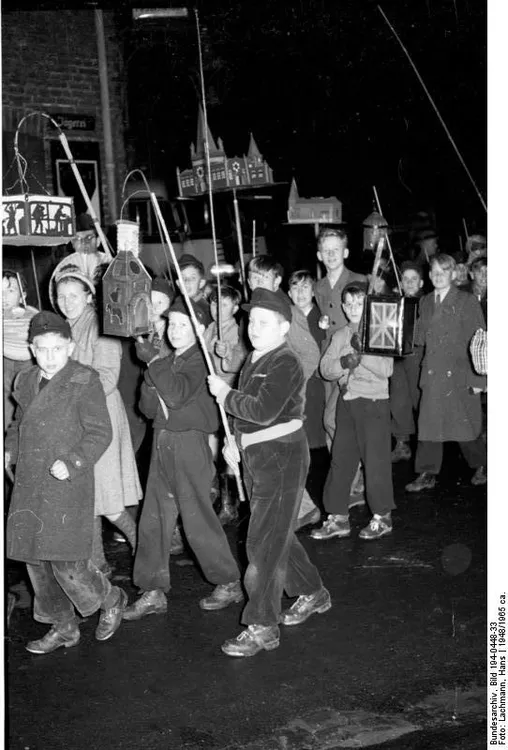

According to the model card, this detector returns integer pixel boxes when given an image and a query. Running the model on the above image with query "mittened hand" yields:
[135,337,158,364]
[340,353,361,370]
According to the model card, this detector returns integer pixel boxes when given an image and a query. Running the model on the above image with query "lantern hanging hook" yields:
[120,168,175,287]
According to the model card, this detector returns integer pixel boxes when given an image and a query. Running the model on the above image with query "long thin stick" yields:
[233,190,248,299]
[252,219,256,257]
[195,9,222,339]
[150,191,247,504]
[462,217,469,242]
[30,249,42,309]
[377,5,487,214]
[372,185,402,294]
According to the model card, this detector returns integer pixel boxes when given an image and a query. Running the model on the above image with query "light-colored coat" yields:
[69,305,142,515]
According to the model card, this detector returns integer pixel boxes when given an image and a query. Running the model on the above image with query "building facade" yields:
[2,8,128,229]
[2,8,130,306]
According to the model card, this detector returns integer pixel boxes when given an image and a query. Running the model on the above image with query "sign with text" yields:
[49,113,96,132]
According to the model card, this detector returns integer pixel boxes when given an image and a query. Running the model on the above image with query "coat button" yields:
[75,459,82,467]
[428,369,433,375]
[446,371,452,377]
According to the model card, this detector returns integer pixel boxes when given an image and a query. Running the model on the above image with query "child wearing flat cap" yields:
[207,287,330,658]
[123,296,242,622]
[4,312,128,654]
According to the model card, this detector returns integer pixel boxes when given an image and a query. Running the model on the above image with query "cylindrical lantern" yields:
[363,205,388,252]
[116,218,140,256]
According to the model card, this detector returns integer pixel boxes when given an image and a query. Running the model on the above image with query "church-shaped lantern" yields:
[2,193,75,246]
[176,108,274,197]
[102,220,152,337]
[363,204,389,251]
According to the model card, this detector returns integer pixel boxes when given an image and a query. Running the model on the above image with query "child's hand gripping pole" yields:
[149,190,247,504]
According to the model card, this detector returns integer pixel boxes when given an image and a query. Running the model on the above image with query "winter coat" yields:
[5,360,112,564]
[69,305,142,514]
[416,286,486,442]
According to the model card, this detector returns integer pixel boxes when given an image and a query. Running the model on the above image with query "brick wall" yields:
[2,9,128,228]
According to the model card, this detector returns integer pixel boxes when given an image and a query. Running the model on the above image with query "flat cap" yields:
[242,288,293,323]
[178,253,205,276]
[151,276,174,299]
[164,295,212,327]
[29,311,72,342]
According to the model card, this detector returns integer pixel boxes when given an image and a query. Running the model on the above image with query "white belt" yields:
[240,419,303,449]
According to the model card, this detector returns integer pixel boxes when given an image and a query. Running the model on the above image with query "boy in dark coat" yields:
[405,254,487,491]
[123,297,242,621]
[208,288,330,658]
[4,312,127,654]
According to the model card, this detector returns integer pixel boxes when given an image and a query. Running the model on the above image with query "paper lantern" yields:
[102,220,152,338]
[2,194,75,246]
[361,295,418,357]
[363,206,388,252]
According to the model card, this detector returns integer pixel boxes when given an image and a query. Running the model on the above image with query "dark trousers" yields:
[133,429,240,593]
[415,437,486,474]
[27,559,118,629]
[241,430,323,627]
[390,354,421,439]
[323,396,396,517]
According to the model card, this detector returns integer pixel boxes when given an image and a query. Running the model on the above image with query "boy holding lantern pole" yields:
[123,295,243,621]
[207,287,330,658]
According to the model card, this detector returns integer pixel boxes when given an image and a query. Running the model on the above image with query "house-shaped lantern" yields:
[102,220,152,338]
[363,205,389,252]
[2,193,75,246]
[286,180,342,225]
[176,108,274,197]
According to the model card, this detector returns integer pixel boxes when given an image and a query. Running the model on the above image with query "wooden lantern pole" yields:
[233,189,248,299]
[149,189,247,504]
[194,9,223,339]
[372,185,402,294]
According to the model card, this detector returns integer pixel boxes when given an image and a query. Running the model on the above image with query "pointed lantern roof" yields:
[195,106,221,156]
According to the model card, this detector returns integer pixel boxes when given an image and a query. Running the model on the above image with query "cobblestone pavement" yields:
[6,446,488,749]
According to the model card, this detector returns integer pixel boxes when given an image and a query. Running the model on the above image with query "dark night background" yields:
[125,0,487,253]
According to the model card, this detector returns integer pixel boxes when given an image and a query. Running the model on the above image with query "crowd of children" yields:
[4,221,487,658]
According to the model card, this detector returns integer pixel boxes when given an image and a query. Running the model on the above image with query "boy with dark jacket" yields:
[123,297,242,620]
[208,288,330,658]
[5,312,126,654]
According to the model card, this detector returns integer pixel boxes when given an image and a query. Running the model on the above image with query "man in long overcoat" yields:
[406,254,486,491]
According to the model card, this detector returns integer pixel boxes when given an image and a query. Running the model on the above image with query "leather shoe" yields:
[123,589,167,620]
[222,625,280,657]
[405,472,436,492]
[26,625,80,654]
[281,588,331,626]
[95,588,127,641]
[199,580,244,611]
